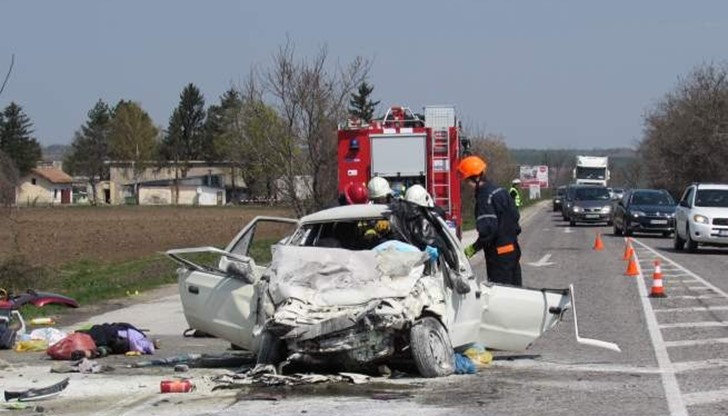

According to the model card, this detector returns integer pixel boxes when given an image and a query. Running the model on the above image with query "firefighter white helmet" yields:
[512,178,521,185]
[367,176,392,199]
[404,184,434,207]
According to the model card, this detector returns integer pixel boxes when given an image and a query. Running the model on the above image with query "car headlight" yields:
[693,214,709,224]
[631,210,646,218]
[602,206,611,213]
[667,212,675,217]
[572,206,583,213]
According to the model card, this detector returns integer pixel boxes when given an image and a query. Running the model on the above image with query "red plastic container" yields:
[160,379,193,393]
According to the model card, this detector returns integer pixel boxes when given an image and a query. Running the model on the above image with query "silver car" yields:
[167,203,618,377]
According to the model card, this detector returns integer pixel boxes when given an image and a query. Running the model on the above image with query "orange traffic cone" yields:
[623,238,634,261]
[649,260,667,298]
[625,252,639,277]
[593,232,604,251]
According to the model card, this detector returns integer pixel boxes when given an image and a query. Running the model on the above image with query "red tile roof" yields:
[32,167,73,184]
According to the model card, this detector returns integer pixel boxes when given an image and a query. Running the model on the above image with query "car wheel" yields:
[569,219,576,227]
[624,223,632,237]
[686,225,698,253]
[673,228,685,250]
[662,231,672,238]
[613,222,622,236]
[607,220,613,226]
[410,317,454,378]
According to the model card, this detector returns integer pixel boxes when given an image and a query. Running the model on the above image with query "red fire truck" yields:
[337,105,467,234]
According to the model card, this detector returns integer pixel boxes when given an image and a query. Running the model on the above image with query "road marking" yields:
[682,389,728,406]
[564,227,574,233]
[526,253,555,267]
[665,337,728,348]
[654,306,728,313]
[673,358,728,373]
[630,249,689,416]
[630,242,728,298]
[665,295,724,300]
[660,321,728,329]
[494,359,660,374]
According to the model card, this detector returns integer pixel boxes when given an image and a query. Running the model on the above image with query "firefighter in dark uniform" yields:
[458,156,522,286]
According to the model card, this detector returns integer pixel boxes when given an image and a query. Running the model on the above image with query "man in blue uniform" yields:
[457,156,522,286]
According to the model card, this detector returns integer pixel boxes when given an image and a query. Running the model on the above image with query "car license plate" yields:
[585,214,599,219]
[719,229,728,237]
[650,220,668,225]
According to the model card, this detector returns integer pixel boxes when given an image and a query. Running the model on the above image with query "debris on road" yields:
[3,377,70,402]
[212,366,371,389]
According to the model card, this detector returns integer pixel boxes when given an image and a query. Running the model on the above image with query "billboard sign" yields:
[519,165,549,189]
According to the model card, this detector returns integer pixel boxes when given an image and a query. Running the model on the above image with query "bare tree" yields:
[640,63,728,196]
[262,38,370,215]
[0,54,14,98]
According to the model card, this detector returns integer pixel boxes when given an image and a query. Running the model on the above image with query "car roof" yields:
[629,188,668,194]
[300,204,390,224]
[694,183,728,190]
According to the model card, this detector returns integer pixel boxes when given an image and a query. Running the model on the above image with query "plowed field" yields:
[0,206,292,266]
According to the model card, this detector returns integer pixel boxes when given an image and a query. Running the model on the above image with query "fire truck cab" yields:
[337,105,466,236]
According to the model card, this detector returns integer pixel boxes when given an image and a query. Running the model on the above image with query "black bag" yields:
[0,320,16,350]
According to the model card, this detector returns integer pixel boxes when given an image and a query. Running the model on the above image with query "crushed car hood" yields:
[267,245,429,307]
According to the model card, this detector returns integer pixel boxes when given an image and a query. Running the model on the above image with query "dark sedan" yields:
[552,186,567,212]
[568,186,613,226]
[612,189,676,237]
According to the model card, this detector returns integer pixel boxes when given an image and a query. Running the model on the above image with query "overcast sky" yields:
[1,0,727,149]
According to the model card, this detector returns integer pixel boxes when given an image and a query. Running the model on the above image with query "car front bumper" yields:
[571,212,611,223]
[627,217,675,233]
[689,221,728,245]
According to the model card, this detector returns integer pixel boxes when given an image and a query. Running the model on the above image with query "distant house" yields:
[16,167,74,206]
[106,161,245,205]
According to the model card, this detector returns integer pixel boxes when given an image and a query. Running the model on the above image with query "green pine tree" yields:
[64,100,112,203]
[348,82,380,122]
[162,83,208,169]
[0,102,42,177]
[205,87,243,161]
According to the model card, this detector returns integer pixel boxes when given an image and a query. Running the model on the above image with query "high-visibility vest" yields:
[509,186,522,208]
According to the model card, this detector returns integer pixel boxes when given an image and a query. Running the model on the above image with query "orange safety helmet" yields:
[457,156,487,180]
[344,182,369,204]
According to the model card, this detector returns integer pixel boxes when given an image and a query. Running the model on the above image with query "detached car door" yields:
[169,216,298,351]
[477,284,570,351]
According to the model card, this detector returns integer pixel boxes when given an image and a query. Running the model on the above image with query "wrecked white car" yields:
[167,202,618,377]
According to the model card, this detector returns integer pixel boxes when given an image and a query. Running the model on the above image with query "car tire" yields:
[569,219,576,227]
[614,222,622,236]
[673,228,685,250]
[624,223,632,237]
[662,231,672,238]
[410,317,454,378]
[686,225,698,253]
[607,220,613,226]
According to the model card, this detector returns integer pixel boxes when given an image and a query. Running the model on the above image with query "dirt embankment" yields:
[0,206,292,266]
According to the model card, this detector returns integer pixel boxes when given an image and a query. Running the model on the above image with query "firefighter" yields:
[367,176,393,204]
[343,182,369,205]
[403,184,434,207]
[509,179,522,209]
[458,156,522,286]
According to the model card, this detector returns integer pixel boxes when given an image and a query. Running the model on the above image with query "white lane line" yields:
[630,242,728,299]
[493,359,660,374]
[666,295,724,300]
[660,321,728,329]
[682,389,728,406]
[631,249,688,416]
[687,287,713,291]
[654,306,728,313]
[673,358,728,373]
[665,337,728,348]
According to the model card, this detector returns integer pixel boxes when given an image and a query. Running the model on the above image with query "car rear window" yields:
[574,187,610,201]
[695,189,728,207]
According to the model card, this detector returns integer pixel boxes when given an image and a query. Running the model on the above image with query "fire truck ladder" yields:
[431,128,452,216]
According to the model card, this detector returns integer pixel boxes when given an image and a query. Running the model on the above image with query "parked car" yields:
[561,184,576,221]
[566,185,613,226]
[552,186,567,212]
[167,202,617,377]
[612,189,675,237]
[674,183,728,252]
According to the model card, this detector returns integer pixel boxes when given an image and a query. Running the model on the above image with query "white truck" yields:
[573,155,609,186]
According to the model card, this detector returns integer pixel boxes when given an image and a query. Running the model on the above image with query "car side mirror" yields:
[226,261,255,284]
[679,200,690,208]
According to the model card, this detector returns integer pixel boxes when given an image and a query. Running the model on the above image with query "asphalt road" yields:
[2,202,727,416]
